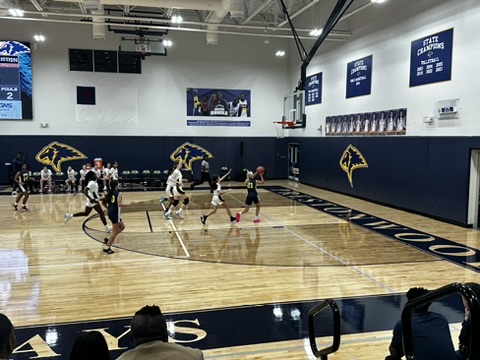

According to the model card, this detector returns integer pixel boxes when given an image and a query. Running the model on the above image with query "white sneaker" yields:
[159,196,166,204]
[64,213,72,224]
[105,225,112,233]
[11,191,17,196]
[164,210,172,219]
[175,210,184,218]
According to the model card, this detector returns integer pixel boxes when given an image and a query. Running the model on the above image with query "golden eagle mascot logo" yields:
[170,142,213,171]
[339,144,368,188]
[35,141,87,172]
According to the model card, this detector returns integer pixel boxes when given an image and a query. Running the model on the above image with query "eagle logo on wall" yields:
[35,141,87,172]
[170,142,213,171]
[339,144,368,188]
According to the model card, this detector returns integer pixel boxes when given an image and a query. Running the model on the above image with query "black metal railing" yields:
[308,299,341,360]
[401,282,480,360]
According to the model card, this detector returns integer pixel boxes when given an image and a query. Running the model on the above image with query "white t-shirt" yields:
[40,169,52,179]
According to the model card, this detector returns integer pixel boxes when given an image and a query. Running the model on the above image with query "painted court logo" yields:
[35,141,87,172]
[170,142,213,171]
[339,144,368,187]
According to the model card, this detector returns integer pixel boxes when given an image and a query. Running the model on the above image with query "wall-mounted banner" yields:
[325,108,407,136]
[186,88,251,117]
[305,72,322,106]
[409,28,453,87]
[346,55,372,99]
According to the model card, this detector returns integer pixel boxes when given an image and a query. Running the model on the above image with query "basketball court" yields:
[2,180,479,359]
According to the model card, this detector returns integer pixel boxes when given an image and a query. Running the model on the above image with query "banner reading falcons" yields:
[186,88,251,118]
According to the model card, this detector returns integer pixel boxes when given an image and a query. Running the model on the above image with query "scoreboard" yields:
[0,41,32,120]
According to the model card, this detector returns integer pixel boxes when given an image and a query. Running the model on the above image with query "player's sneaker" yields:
[11,191,17,196]
[253,218,261,223]
[12,203,18,211]
[230,216,236,223]
[235,212,241,223]
[103,237,109,244]
[105,225,112,233]
[64,213,73,224]
[200,215,207,225]
[103,247,114,255]
[175,210,184,218]
[164,210,172,219]
[159,196,166,204]
[21,206,29,212]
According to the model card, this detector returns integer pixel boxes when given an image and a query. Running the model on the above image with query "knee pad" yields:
[183,197,190,205]
[173,199,180,207]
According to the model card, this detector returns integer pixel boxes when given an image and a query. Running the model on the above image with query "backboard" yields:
[283,90,306,128]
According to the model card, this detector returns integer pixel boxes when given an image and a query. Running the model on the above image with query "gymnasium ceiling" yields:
[1,0,381,43]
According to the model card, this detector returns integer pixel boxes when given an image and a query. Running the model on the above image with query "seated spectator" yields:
[386,287,457,360]
[40,166,53,193]
[457,282,480,360]
[0,313,16,360]
[65,166,77,193]
[117,305,204,360]
[69,330,110,360]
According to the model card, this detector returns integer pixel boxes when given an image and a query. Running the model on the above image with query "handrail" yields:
[401,282,480,360]
[308,299,341,360]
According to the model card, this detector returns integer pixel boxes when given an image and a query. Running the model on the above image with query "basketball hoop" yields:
[273,121,295,138]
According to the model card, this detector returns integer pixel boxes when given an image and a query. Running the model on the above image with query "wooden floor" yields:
[1,180,480,359]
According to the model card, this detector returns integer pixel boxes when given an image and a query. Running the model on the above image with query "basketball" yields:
[256,166,265,175]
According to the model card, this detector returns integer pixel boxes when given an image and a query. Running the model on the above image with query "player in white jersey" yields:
[39,166,53,193]
[370,113,377,133]
[378,112,386,132]
[163,161,190,218]
[65,166,77,193]
[238,93,249,117]
[64,171,111,232]
[200,169,236,225]
[387,111,395,132]
[396,110,406,132]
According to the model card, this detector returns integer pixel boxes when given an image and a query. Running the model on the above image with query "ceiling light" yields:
[9,8,24,17]
[171,14,183,24]
[309,28,323,36]
[371,0,386,3]
[264,38,270,44]
[34,34,45,42]
[275,50,285,57]
[163,39,173,47]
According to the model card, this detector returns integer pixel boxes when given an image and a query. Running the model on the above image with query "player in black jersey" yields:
[12,164,30,211]
[235,170,264,223]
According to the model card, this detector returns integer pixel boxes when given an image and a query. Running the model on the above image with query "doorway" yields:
[288,143,299,182]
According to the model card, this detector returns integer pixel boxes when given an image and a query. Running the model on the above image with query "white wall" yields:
[289,0,480,137]
[0,19,289,136]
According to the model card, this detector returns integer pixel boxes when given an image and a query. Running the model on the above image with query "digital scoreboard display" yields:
[0,41,32,120]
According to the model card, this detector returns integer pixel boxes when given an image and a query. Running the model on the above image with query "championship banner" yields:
[186,88,251,117]
[305,72,322,106]
[346,55,372,99]
[409,28,453,87]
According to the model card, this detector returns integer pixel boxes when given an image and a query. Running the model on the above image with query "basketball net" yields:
[274,122,285,138]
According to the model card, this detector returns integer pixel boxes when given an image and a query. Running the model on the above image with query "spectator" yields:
[190,155,211,190]
[117,305,203,360]
[0,313,16,360]
[40,166,53,193]
[386,287,457,360]
[70,331,110,360]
